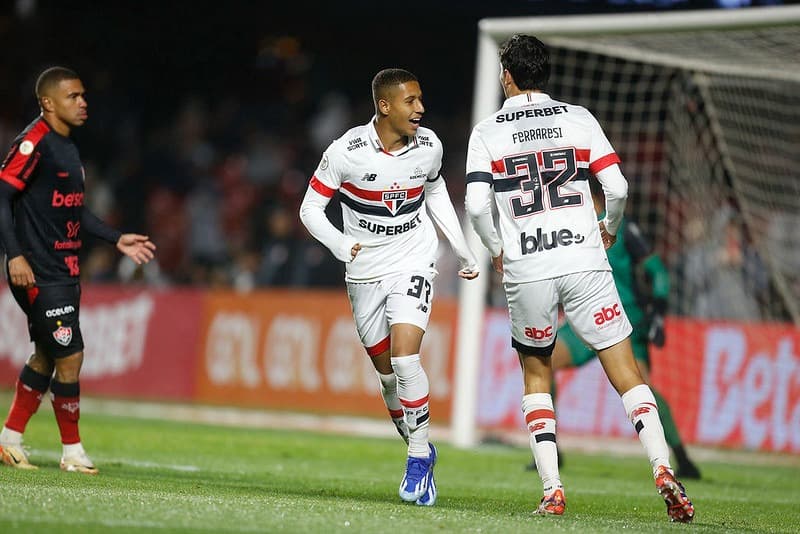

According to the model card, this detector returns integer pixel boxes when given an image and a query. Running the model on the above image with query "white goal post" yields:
[451,5,800,448]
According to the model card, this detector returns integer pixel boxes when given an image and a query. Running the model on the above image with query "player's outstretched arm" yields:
[298,185,359,262]
[116,234,156,265]
[424,176,478,279]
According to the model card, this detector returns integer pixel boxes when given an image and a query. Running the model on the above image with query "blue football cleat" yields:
[416,442,437,506]
[399,442,437,503]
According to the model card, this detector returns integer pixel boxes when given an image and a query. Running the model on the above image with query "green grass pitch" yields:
[1,407,798,533]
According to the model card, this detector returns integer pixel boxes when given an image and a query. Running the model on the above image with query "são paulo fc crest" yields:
[52,321,73,346]
[382,190,407,215]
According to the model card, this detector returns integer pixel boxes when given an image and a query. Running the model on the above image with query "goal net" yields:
[453,6,800,450]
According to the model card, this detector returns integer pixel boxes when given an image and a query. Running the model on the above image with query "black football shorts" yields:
[9,283,84,358]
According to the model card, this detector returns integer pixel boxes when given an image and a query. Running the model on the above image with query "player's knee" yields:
[53,351,84,382]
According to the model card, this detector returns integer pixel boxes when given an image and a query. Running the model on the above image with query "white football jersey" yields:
[466,92,621,283]
[309,119,443,282]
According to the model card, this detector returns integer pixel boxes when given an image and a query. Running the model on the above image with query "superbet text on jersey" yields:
[466,92,621,283]
[309,121,443,282]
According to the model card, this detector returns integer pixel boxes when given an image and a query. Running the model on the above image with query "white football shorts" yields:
[346,270,436,356]
[505,270,632,356]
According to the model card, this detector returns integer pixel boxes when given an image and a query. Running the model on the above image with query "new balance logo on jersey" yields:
[520,228,585,255]
[594,304,622,325]
[382,190,407,215]
[524,325,553,340]
[361,173,377,182]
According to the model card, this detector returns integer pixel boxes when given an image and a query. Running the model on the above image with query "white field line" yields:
[78,396,800,468]
[31,448,200,472]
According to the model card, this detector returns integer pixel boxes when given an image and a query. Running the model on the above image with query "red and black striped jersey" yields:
[1,116,86,285]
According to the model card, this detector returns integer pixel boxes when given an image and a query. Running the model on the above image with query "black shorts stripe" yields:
[339,191,424,217]
[513,337,556,357]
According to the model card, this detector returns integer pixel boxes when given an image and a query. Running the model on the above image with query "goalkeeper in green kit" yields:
[529,177,701,479]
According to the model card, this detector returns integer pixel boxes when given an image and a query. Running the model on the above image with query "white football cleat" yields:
[0,442,38,470]
[60,449,99,475]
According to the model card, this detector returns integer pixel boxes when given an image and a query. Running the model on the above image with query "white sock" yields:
[0,426,23,445]
[377,372,409,444]
[522,393,562,494]
[391,354,430,458]
[62,442,85,457]
[621,384,671,476]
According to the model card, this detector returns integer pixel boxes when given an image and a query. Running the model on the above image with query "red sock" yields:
[4,365,49,433]
[50,380,81,445]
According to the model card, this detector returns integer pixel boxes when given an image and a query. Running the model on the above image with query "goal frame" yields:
[451,4,800,448]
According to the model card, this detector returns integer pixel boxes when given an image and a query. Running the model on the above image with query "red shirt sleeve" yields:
[0,120,50,190]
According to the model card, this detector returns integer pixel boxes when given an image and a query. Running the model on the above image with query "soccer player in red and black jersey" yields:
[0,66,156,474]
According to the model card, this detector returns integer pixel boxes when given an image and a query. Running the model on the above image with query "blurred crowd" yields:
[0,33,473,296]
[0,5,794,322]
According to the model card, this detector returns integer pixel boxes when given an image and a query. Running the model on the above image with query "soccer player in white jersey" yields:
[299,68,479,507]
[464,35,694,522]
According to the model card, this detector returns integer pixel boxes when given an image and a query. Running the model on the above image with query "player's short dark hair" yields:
[499,34,550,91]
[372,68,418,105]
[35,66,80,99]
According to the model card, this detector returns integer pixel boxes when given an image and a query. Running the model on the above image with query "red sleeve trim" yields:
[0,120,50,187]
[589,153,621,175]
[0,172,26,190]
[309,175,336,198]
[575,149,591,163]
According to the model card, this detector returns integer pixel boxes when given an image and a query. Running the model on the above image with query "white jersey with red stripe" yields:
[466,92,622,283]
[309,119,443,282]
